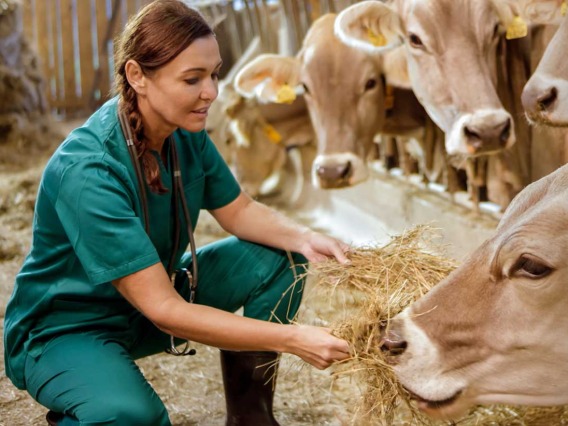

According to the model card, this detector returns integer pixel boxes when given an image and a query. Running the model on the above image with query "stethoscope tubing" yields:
[118,108,197,356]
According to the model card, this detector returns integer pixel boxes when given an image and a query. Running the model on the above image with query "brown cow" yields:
[210,82,314,200]
[335,0,534,208]
[234,14,431,190]
[380,162,568,420]
[206,37,315,201]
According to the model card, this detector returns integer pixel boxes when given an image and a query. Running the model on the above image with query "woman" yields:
[3,1,351,425]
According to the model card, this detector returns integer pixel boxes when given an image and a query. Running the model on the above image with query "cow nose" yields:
[316,161,353,182]
[522,74,558,116]
[463,116,511,153]
[536,87,558,112]
[380,325,407,358]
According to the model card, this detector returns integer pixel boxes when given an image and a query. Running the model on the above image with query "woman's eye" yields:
[513,256,552,279]
[301,82,310,95]
[408,33,424,48]
[212,72,220,80]
[185,78,199,85]
[364,78,377,91]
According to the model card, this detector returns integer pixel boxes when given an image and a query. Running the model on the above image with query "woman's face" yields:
[138,35,222,136]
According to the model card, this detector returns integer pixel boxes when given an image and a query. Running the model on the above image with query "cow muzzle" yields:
[447,109,515,155]
[380,324,408,362]
[311,153,368,189]
[380,313,470,419]
[522,74,568,127]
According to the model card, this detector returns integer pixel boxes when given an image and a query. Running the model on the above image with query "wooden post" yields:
[92,0,120,108]
[77,0,94,110]
[60,0,76,113]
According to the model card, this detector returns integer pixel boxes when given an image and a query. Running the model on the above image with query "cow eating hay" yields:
[307,226,568,425]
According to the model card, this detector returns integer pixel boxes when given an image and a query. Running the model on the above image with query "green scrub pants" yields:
[24,237,307,425]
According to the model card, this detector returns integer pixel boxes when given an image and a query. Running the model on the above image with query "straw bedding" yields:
[306,225,568,425]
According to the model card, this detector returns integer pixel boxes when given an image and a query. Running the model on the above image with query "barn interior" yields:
[1,0,567,424]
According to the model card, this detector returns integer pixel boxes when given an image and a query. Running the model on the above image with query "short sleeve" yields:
[54,157,160,285]
[199,131,242,210]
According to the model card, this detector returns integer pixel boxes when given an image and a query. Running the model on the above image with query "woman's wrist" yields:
[273,324,300,354]
[295,227,315,255]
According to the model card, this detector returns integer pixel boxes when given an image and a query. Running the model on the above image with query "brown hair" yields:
[114,0,214,193]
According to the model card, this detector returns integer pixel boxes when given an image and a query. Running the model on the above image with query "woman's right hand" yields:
[287,325,351,369]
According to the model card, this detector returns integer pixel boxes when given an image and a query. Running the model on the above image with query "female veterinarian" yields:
[3,1,351,424]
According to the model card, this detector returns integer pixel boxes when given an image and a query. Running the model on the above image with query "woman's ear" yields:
[125,59,147,94]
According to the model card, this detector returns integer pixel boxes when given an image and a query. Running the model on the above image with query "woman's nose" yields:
[201,79,218,101]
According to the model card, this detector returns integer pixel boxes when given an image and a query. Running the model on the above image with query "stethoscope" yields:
[118,109,197,356]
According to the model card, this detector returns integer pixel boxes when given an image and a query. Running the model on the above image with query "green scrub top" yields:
[3,97,242,390]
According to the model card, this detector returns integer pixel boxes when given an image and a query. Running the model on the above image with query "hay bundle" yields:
[309,225,568,425]
[309,225,454,425]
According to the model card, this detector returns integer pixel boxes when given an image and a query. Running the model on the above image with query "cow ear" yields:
[520,0,565,24]
[491,0,531,38]
[334,1,403,54]
[234,54,302,104]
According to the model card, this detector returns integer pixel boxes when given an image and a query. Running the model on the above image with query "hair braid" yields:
[119,83,167,194]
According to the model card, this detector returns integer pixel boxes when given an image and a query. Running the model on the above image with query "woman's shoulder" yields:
[47,98,126,171]
[65,97,121,151]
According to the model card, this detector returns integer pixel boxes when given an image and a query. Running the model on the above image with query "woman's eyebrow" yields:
[181,61,223,74]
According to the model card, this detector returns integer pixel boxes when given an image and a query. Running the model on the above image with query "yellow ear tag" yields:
[275,84,296,104]
[367,28,387,47]
[264,124,282,144]
[506,16,528,39]
[561,1,567,16]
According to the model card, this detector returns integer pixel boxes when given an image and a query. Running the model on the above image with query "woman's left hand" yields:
[300,231,351,264]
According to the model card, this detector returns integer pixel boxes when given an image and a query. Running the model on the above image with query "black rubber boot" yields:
[220,350,280,426]
[46,410,63,425]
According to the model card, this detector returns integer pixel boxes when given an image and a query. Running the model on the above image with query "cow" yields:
[334,0,534,209]
[209,80,314,201]
[206,38,315,202]
[223,87,314,201]
[379,160,568,421]
[234,14,434,190]
[522,2,568,127]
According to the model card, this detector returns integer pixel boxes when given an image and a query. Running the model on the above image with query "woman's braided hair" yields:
[113,0,214,193]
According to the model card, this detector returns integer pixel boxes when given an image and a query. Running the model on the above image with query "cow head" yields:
[380,163,568,420]
[521,1,568,127]
[221,85,313,198]
[335,0,522,156]
[235,14,394,190]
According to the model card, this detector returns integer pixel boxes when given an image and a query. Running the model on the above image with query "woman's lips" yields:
[191,107,209,117]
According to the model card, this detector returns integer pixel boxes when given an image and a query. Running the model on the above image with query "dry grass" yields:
[306,225,568,425]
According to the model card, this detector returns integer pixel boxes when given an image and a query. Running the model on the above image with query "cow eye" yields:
[408,33,423,48]
[513,256,552,279]
[364,78,377,91]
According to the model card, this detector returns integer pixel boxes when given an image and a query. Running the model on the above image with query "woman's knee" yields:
[76,394,170,425]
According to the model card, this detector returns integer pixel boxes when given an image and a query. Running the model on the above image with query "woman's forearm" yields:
[224,200,313,253]
[114,263,350,369]
[158,300,292,351]
[156,298,349,369]
[210,192,313,253]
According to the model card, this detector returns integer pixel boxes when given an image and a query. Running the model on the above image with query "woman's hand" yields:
[300,231,351,264]
[287,325,351,369]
